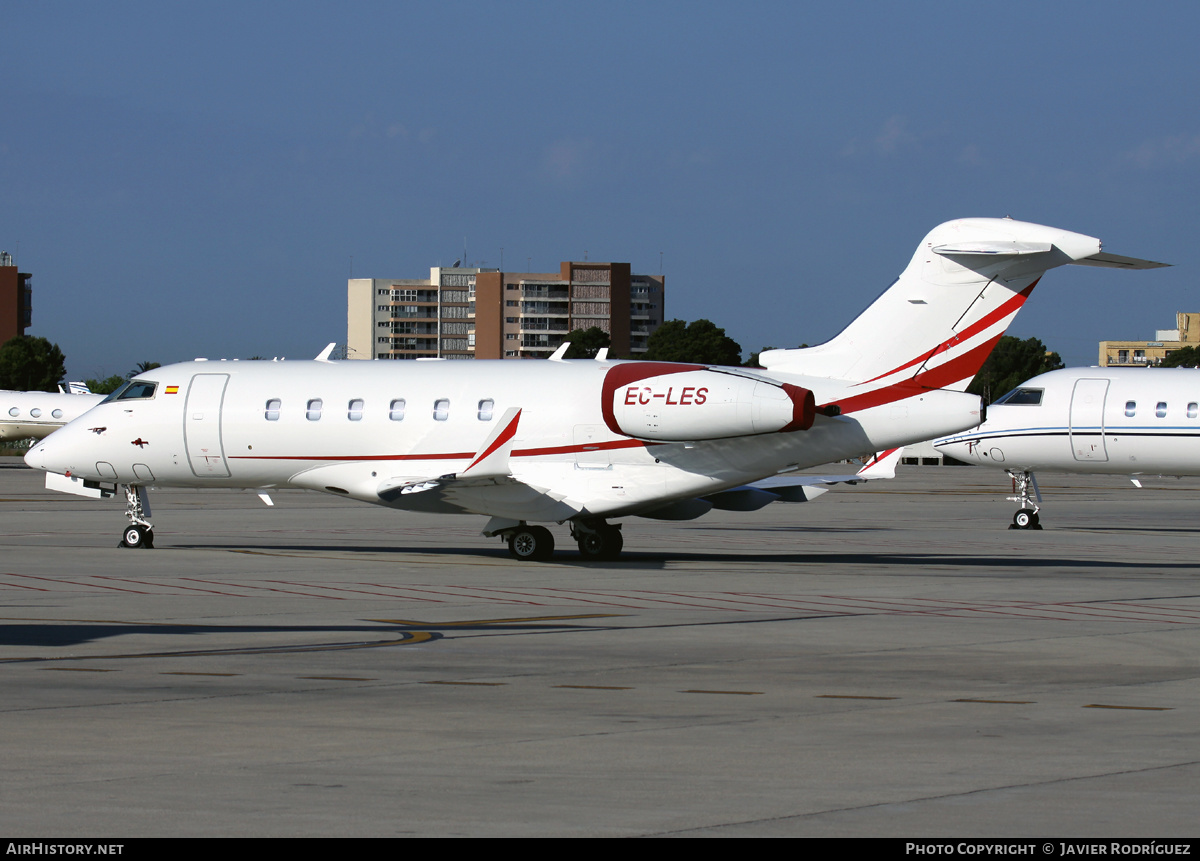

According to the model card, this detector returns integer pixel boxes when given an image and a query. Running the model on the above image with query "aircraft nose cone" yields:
[25,426,74,475]
[24,440,47,471]
[934,436,974,461]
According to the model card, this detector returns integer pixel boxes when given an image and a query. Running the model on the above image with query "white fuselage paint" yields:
[934,367,1200,475]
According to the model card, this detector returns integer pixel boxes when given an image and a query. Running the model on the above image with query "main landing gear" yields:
[490,519,624,562]
[119,485,155,548]
[1006,469,1042,530]
[506,524,555,562]
[571,520,623,561]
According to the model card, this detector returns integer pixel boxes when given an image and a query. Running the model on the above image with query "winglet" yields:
[315,343,337,362]
[856,447,903,480]
[460,407,522,478]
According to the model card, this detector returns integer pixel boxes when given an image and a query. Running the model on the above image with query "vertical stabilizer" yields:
[759,218,1121,394]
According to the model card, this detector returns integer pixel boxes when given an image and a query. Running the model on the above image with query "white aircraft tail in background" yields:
[25,218,1165,559]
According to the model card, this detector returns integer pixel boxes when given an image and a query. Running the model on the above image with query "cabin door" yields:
[184,373,231,477]
[1069,378,1109,463]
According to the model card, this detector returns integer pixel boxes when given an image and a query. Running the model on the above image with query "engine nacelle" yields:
[601,363,815,441]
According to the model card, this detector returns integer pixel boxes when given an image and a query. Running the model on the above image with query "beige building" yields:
[348,262,664,360]
[1099,312,1200,367]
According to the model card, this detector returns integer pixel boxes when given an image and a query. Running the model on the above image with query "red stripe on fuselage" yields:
[227,437,654,464]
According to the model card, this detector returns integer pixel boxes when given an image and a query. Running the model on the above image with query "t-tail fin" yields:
[760,218,1166,395]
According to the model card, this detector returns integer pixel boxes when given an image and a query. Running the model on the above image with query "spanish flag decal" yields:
[165,386,179,394]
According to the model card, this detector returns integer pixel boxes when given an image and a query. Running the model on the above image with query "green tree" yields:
[129,361,161,377]
[0,336,67,391]
[968,335,1064,404]
[1157,346,1200,368]
[84,374,127,395]
[561,327,612,359]
[643,319,743,366]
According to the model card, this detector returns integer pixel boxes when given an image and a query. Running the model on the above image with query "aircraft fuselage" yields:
[27,357,979,522]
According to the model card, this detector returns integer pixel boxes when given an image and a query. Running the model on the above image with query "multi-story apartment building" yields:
[1099,312,1200,367]
[348,261,664,360]
[0,252,32,345]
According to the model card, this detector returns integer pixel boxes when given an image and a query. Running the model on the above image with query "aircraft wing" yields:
[374,408,581,521]
[377,407,523,505]
[703,448,903,510]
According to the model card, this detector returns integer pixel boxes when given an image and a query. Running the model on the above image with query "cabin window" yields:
[264,398,281,421]
[433,398,450,421]
[1157,402,1168,418]
[1189,403,1198,419]
[51,409,63,419]
[993,387,1043,406]
[348,399,364,421]
[389,398,406,421]
[306,398,323,421]
[7,407,17,417]
[30,408,41,418]
[1125,401,1137,417]
[478,399,494,421]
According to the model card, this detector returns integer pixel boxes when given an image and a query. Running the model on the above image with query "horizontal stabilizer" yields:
[933,241,1052,256]
[1074,251,1170,270]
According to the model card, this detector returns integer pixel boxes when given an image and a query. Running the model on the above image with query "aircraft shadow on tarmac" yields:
[0,617,608,650]
[170,540,1200,571]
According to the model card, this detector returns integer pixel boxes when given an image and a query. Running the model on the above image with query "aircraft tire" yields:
[577,526,624,561]
[120,525,152,549]
[1012,509,1038,530]
[509,526,554,562]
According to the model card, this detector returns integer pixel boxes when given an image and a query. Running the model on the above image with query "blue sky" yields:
[2,2,1197,380]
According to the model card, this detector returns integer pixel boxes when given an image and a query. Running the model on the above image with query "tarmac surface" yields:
[1,456,1198,837]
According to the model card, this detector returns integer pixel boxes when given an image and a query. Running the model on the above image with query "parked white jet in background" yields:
[24,218,1165,559]
[0,386,104,440]
[935,366,1197,529]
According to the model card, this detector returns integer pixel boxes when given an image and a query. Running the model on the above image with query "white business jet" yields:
[24,218,1165,559]
[935,366,1197,529]
[1,386,104,440]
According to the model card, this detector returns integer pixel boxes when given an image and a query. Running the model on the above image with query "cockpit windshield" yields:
[100,380,158,404]
[992,387,1043,406]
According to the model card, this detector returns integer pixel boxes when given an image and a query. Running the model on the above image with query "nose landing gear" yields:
[119,485,154,548]
[1006,470,1043,530]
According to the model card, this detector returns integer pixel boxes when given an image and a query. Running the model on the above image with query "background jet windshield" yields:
[993,387,1043,406]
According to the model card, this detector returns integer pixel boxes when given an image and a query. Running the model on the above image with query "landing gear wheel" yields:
[577,526,624,561]
[121,524,153,549]
[1011,509,1040,530]
[508,525,555,562]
